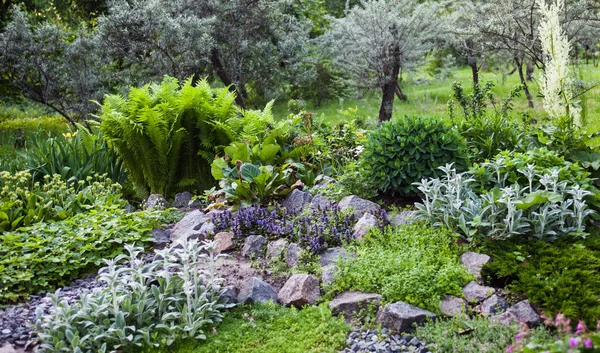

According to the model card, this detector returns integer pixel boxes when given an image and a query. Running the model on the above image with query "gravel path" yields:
[341,329,430,353]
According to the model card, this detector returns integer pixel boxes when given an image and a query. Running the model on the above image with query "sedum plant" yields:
[35,239,231,353]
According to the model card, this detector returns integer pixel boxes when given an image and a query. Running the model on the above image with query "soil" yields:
[212,253,288,294]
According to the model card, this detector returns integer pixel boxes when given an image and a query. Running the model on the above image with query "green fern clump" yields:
[100,76,237,198]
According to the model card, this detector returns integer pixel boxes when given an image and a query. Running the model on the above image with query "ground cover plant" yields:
[191,302,350,353]
[0,206,177,303]
[329,223,473,312]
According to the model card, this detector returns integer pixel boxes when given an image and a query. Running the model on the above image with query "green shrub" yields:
[0,171,123,232]
[362,115,469,196]
[0,206,175,303]
[0,115,67,135]
[192,302,350,353]
[329,223,473,312]
[35,239,230,353]
[415,315,552,353]
[481,235,600,325]
[100,76,237,198]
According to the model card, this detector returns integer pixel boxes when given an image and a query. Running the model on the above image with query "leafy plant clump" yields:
[0,171,123,232]
[482,235,600,325]
[35,239,231,352]
[0,207,175,303]
[192,302,350,353]
[329,223,472,312]
[362,115,469,196]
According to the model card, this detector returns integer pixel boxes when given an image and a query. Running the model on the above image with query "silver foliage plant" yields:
[34,239,232,353]
[414,162,594,241]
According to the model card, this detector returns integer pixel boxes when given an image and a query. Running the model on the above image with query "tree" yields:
[324,0,444,121]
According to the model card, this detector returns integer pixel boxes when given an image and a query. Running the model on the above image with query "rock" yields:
[376,302,437,332]
[352,213,379,239]
[388,211,418,226]
[123,203,134,213]
[222,286,238,304]
[321,264,336,285]
[277,274,320,307]
[480,295,509,316]
[173,192,193,208]
[286,243,302,268]
[462,281,494,303]
[320,247,347,267]
[310,194,333,211]
[188,198,203,208]
[312,175,336,189]
[461,252,491,279]
[0,344,16,353]
[170,210,210,241]
[214,232,235,254]
[267,239,288,261]
[145,194,168,210]
[329,291,382,319]
[241,235,268,259]
[198,221,215,236]
[338,195,381,218]
[282,189,313,214]
[491,300,541,328]
[440,296,467,317]
[151,229,170,249]
[237,277,278,304]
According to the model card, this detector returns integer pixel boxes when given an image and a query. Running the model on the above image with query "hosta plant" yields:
[362,115,469,196]
[35,239,231,352]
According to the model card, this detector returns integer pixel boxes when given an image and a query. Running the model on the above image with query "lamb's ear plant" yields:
[35,239,232,353]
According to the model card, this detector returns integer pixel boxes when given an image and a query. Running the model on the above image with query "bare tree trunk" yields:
[516,58,534,108]
[465,39,479,87]
[395,84,406,101]
[210,48,247,109]
[526,61,535,81]
[379,60,400,122]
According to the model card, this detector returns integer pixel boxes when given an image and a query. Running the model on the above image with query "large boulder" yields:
[388,211,418,226]
[310,194,333,211]
[462,281,494,303]
[214,232,235,254]
[286,243,302,268]
[461,252,491,280]
[267,239,289,261]
[352,213,379,239]
[145,194,168,210]
[440,296,468,317]
[338,195,381,218]
[237,277,278,304]
[151,228,171,249]
[173,192,193,208]
[480,295,509,316]
[282,189,313,214]
[329,291,383,319]
[376,302,437,332]
[241,235,268,259]
[170,210,210,241]
[277,274,320,307]
[491,300,542,328]
[320,247,347,267]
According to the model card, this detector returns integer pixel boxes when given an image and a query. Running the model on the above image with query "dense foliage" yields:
[362,115,469,196]
[192,302,350,353]
[35,240,230,352]
[0,206,174,302]
[330,223,472,312]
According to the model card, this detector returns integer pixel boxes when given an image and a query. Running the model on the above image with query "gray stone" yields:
[320,247,347,267]
[170,210,210,241]
[461,252,492,279]
[0,344,16,353]
[237,277,278,304]
[173,192,193,208]
[312,175,336,189]
[145,194,168,210]
[462,281,494,303]
[188,198,203,208]
[480,295,509,316]
[338,195,381,218]
[491,300,541,328]
[214,232,235,254]
[352,213,379,239]
[151,229,170,248]
[222,286,238,304]
[310,194,333,211]
[286,243,302,268]
[388,211,418,226]
[376,302,437,332]
[329,291,382,319]
[321,264,336,285]
[241,235,267,259]
[440,296,467,317]
[198,221,215,236]
[282,189,313,214]
[123,203,134,213]
[277,274,320,307]
[267,239,289,261]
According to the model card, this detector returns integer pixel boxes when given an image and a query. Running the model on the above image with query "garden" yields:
[1,0,600,352]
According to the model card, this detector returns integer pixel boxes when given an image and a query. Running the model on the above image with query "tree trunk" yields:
[465,39,479,87]
[379,50,400,122]
[516,58,534,108]
[210,48,247,109]
[526,61,534,81]
[395,84,406,101]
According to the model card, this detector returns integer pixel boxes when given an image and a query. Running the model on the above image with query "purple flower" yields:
[515,334,521,341]
[585,338,593,348]
[506,345,513,353]
[569,337,578,347]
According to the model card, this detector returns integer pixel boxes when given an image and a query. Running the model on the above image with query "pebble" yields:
[340,329,430,353]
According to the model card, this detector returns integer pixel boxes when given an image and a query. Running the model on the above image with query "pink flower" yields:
[585,338,593,348]
[569,337,578,347]
[515,334,522,341]
[506,345,514,353]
